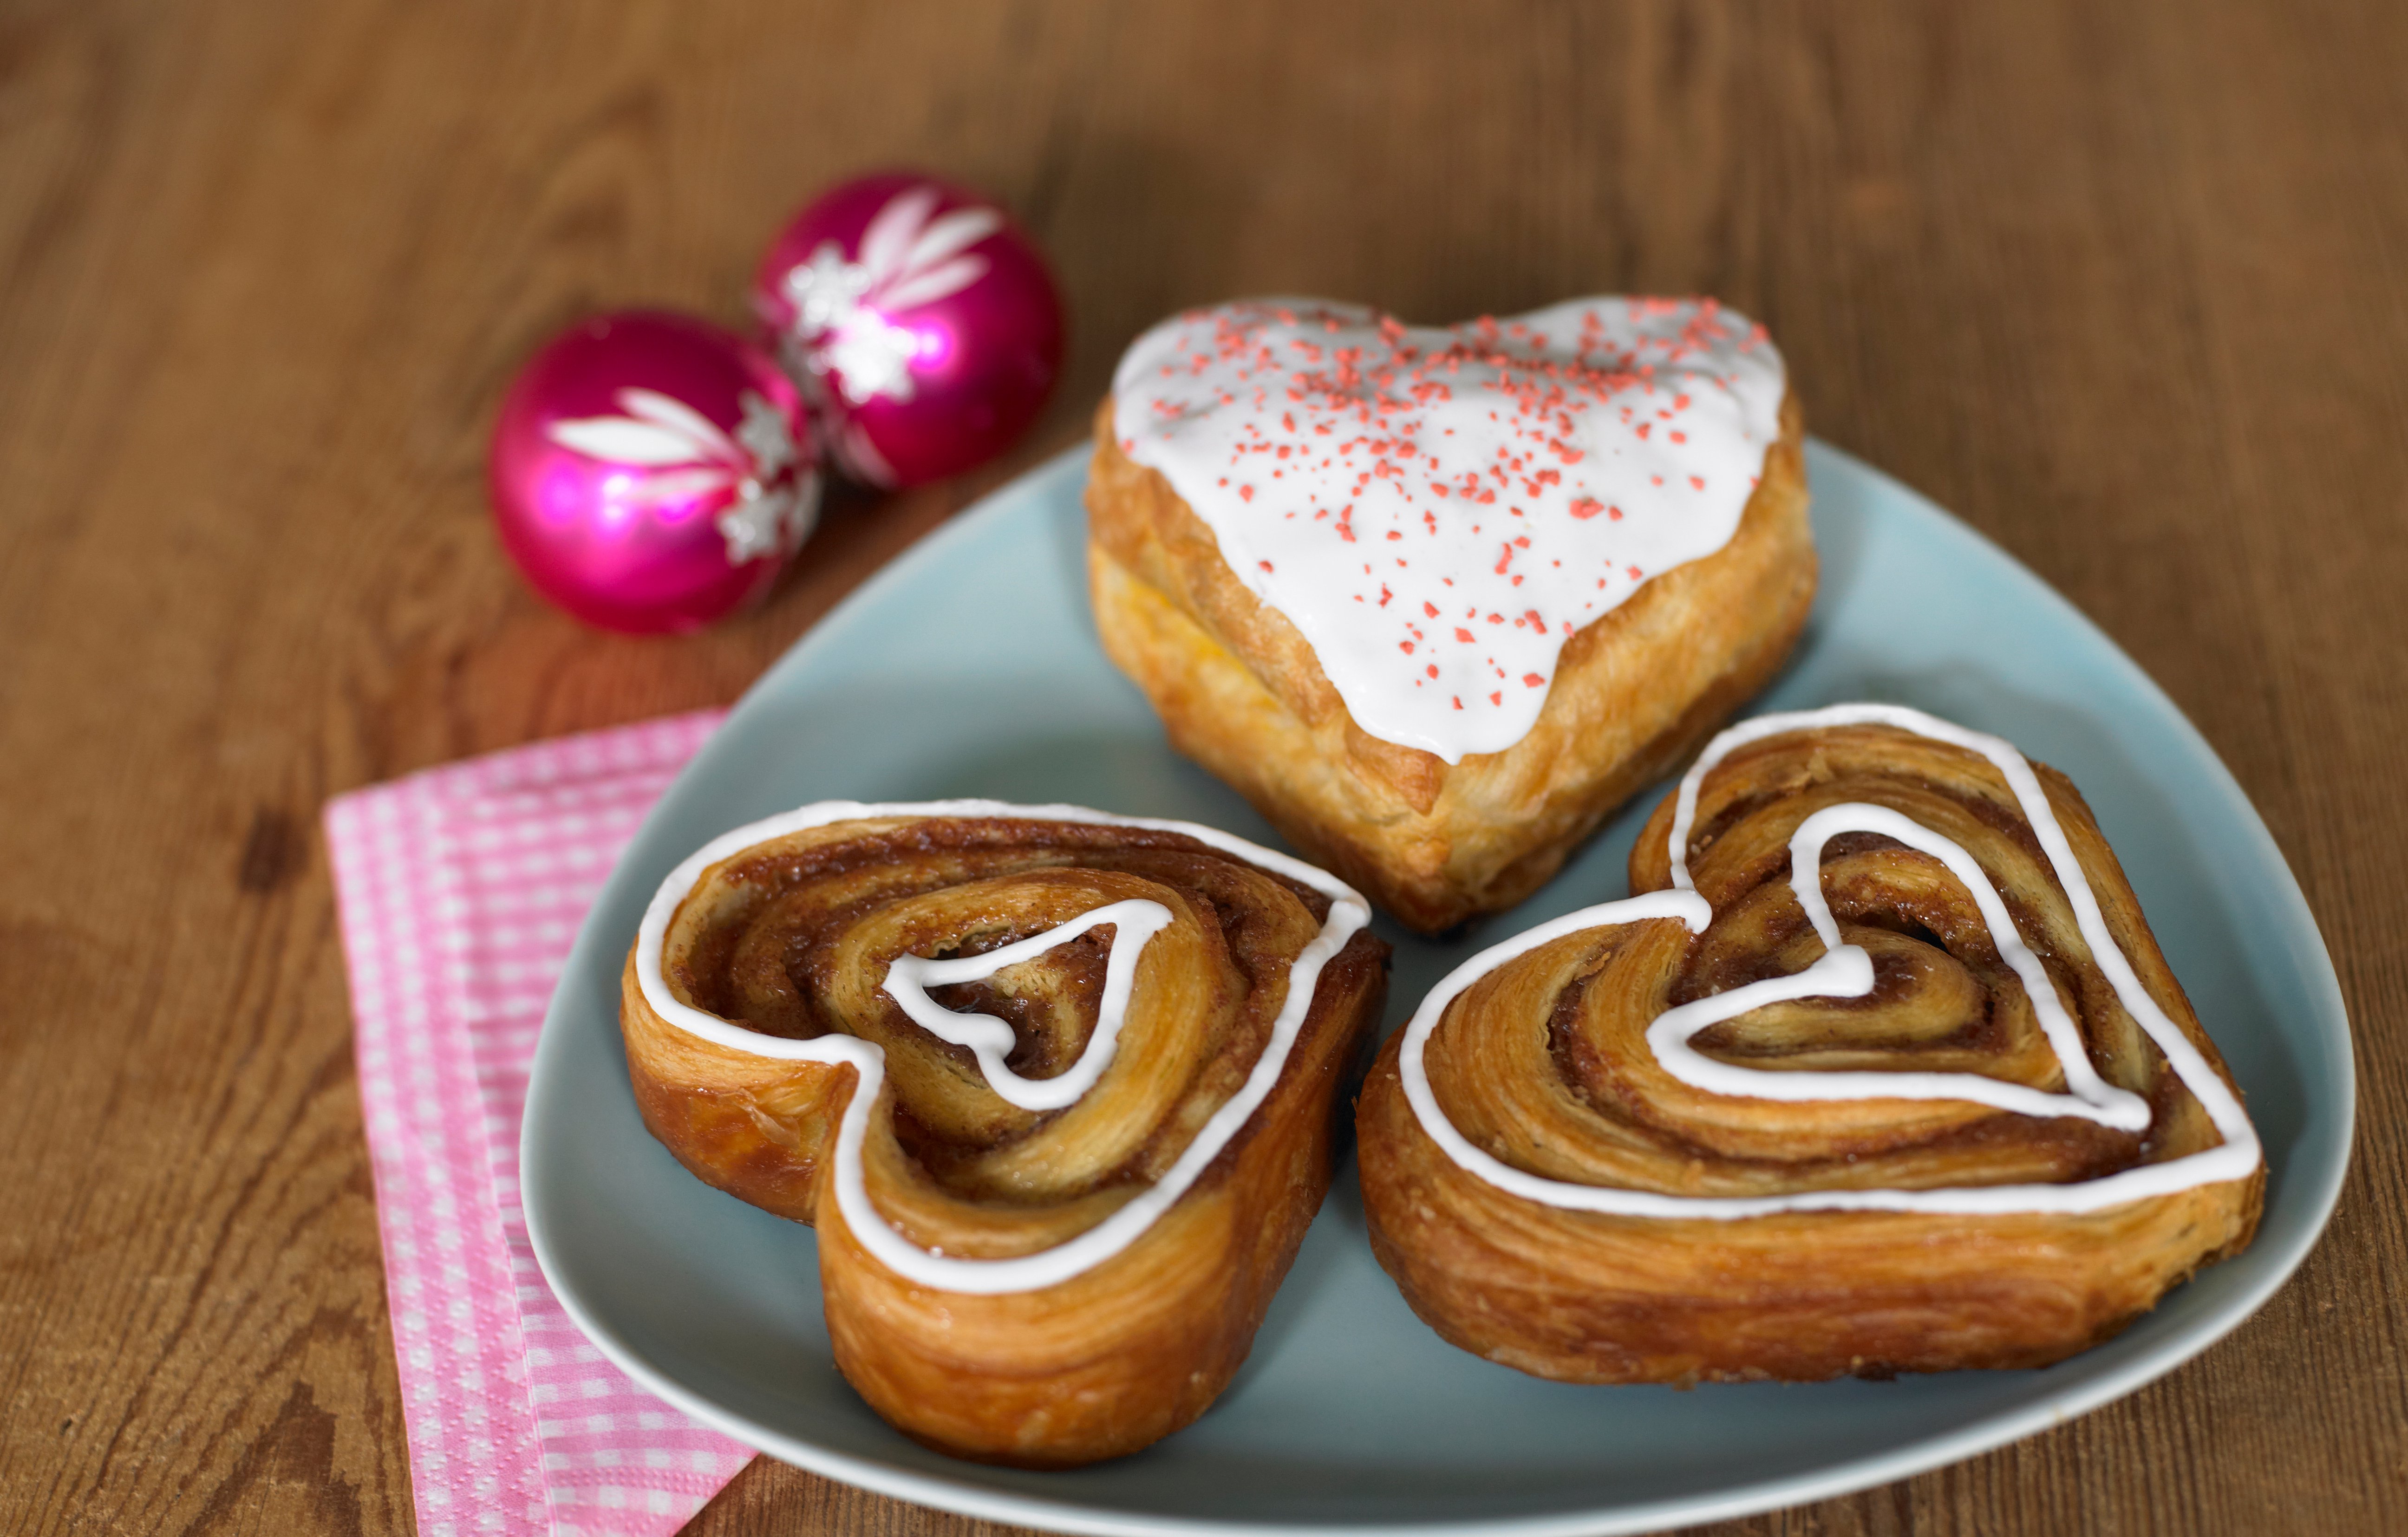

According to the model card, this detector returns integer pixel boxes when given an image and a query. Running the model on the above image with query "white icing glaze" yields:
[635,801,1368,1294]
[1110,297,1787,763]
[884,898,1174,1113]
[1398,703,2262,1217]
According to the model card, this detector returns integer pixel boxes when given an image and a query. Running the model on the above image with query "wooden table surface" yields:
[5,2,2403,1532]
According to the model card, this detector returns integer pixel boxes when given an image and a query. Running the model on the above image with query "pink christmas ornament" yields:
[753,172,1064,488]
[489,311,820,634]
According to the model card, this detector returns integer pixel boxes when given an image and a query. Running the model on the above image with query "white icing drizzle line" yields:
[635,801,1369,1294]
[1398,703,2262,1218]
[885,898,1174,1112]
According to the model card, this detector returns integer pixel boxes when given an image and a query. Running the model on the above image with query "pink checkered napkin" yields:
[327,710,756,1537]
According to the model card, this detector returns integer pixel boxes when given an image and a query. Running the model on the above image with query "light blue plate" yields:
[522,441,2351,1536]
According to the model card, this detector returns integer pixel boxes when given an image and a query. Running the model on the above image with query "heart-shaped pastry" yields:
[1355,705,2264,1384]
[620,802,1388,1465]
[1087,294,1814,932]
[1109,297,1787,762]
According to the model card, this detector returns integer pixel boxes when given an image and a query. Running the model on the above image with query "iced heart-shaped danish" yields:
[1088,296,1814,931]
[620,802,1387,1466]
[1356,706,2264,1384]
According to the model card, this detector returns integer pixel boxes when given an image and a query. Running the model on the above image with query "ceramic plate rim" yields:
[521,439,2353,1537]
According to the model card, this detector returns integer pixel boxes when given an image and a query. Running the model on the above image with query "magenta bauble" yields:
[489,311,820,634]
[753,172,1064,489]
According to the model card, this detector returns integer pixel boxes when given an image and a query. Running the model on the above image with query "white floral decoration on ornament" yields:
[778,186,1002,406]
[547,388,818,567]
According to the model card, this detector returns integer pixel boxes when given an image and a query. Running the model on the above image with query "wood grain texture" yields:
[0,1,2401,1533]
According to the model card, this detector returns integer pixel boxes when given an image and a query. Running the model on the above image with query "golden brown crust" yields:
[620,813,1388,1465]
[1085,392,1817,933]
[1355,723,2263,1384]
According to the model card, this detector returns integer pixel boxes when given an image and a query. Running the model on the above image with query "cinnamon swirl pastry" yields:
[1088,297,1815,933]
[621,802,1386,1465]
[1357,705,2263,1384]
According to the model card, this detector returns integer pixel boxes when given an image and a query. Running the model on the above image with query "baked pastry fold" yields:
[1356,706,2263,1384]
[622,804,1387,1465]
[1087,299,1816,934]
